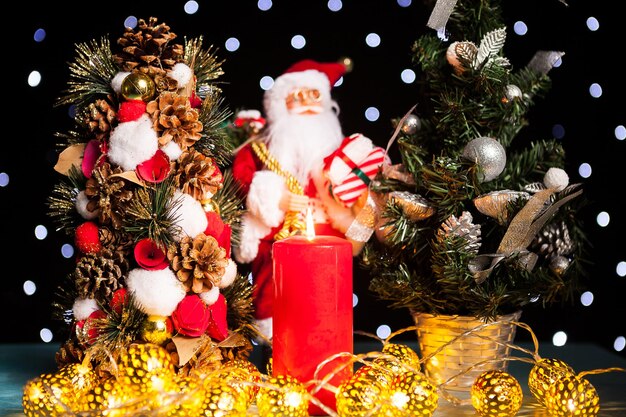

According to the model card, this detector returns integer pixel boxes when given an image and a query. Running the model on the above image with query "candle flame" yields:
[305,207,315,240]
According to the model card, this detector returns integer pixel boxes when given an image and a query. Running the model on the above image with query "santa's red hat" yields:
[264,59,347,120]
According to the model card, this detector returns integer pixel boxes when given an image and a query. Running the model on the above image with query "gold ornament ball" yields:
[401,114,422,135]
[373,343,421,376]
[470,370,523,417]
[528,358,575,406]
[141,315,173,346]
[336,369,390,417]
[166,374,206,417]
[22,373,77,416]
[387,371,438,417]
[79,376,117,414]
[545,375,600,417]
[121,72,156,101]
[257,374,309,417]
[200,379,248,416]
[117,343,176,394]
[223,359,263,405]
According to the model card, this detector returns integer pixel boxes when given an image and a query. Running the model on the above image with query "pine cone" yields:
[146,92,203,151]
[168,234,228,293]
[437,211,482,254]
[55,339,85,367]
[99,225,134,255]
[531,221,575,259]
[84,162,134,229]
[73,248,129,302]
[114,17,183,78]
[77,97,117,141]
[174,149,223,200]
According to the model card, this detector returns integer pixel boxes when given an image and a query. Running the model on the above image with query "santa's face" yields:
[285,87,323,115]
[265,87,344,185]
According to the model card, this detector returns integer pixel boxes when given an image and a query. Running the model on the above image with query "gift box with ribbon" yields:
[323,133,387,207]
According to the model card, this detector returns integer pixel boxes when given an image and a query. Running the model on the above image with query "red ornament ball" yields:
[75,221,101,254]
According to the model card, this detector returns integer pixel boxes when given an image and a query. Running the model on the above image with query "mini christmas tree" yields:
[356,0,588,322]
[23,17,261,416]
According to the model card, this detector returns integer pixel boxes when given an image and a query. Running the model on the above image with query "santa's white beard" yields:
[266,110,344,185]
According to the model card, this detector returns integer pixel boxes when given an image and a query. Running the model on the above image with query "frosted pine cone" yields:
[531,221,575,259]
[437,211,482,254]
[174,149,223,200]
[146,91,203,151]
[168,234,228,293]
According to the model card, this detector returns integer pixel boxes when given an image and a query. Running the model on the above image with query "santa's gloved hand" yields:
[279,192,309,213]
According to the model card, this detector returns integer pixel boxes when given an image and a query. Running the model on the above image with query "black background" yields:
[3,0,624,357]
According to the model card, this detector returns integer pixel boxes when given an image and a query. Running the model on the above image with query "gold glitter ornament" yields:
[117,343,176,394]
[336,368,392,417]
[388,191,435,222]
[380,343,421,373]
[79,376,116,414]
[121,72,156,101]
[165,374,206,417]
[140,315,173,346]
[470,370,523,417]
[544,374,600,417]
[387,370,438,417]
[200,379,249,416]
[401,114,422,134]
[22,372,76,416]
[528,358,575,406]
[222,359,263,405]
[257,374,309,417]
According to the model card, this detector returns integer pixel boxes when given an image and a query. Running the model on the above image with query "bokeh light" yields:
[34,225,48,240]
[0,172,8,187]
[291,35,306,49]
[615,125,625,140]
[376,325,392,339]
[401,69,416,84]
[353,293,359,307]
[580,291,594,307]
[123,16,137,29]
[33,28,46,42]
[328,0,342,12]
[513,21,528,35]
[225,37,240,52]
[586,16,600,31]
[366,33,381,47]
[365,107,380,122]
[589,83,602,98]
[260,76,274,91]
[596,211,610,227]
[61,244,75,259]
[23,281,37,296]
[552,331,567,347]
[28,71,42,87]
[578,162,592,178]
[184,0,199,14]
[258,0,272,11]
[40,328,53,343]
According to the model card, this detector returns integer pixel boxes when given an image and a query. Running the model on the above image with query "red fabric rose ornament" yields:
[171,295,211,337]
[75,221,101,254]
[134,238,168,270]
[189,92,202,109]
[206,294,228,341]
[136,149,171,183]
[76,309,106,345]
[110,288,128,314]
[204,211,232,258]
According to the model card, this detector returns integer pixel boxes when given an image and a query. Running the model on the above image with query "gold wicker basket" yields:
[412,310,522,403]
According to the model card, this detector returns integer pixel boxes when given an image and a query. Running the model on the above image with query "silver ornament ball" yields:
[462,137,507,182]
[549,255,571,277]
[504,84,523,102]
[401,114,421,134]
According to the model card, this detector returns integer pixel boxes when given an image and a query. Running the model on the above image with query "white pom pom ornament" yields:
[170,190,209,240]
[126,268,186,316]
[544,167,569,191]
[72,298,100,321]
[75,190,99,220]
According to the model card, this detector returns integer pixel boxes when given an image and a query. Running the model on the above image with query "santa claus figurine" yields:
[232,59,385,346]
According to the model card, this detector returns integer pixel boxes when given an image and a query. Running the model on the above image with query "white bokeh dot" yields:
[34,225,48,240]
[580,291,594,307]
[291,35,306,49]
[353,293,359,307]
[328,0,342,12]
[552,124,565,139]
[578,162,591,178]
[589,83,602,98]
[513,21,528,35]
[258,0,272,11]
[225,37,240,52]
[184,0,199,14]
[23,280,37,296]
[34,28,46,42]
[552,331,567,347]
[260,76,274,91]
[124,16,137,29]
[376,325,392,339]
[616,261,626,277]
[334,76,344,87]
[596,211,610,227]
[586,16,600,31]
[401,69,416,84]
[365,33,381,47]
[397,0,412,7]
[0,172,9,187]
[40,328,53,343]
[61,243,75,259]
[28,71,42,87]
[365,107,380,122]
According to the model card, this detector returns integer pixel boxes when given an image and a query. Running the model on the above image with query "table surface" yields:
[2,341,625,416]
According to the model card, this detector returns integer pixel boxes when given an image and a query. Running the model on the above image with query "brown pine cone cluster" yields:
[167,234,227,293]
[114,17,183,79]
[99,225,134,255]
[77,97,117,141]
[84,162,134,229]
[174,149,223,200]
[146,91,203,151]
[74,248,129,302]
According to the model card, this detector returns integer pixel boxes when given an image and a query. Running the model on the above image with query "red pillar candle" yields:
[272,235,353,415]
